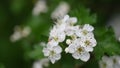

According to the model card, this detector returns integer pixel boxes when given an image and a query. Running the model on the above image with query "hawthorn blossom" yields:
[33,58,49,68]
[81,36,97,52]
[75,24,94,37]
[112,56,120,68]
[65,25,79,36]
[57,15,77,25]
[49,26,66,43]
[51,2,70,19]
[42,44,62,64]
[99,55,120,68]
[32,0,48,16]
[99,56,113,68]
[65,38,90,62]
[43,14,97,63]
[10,26,31,42]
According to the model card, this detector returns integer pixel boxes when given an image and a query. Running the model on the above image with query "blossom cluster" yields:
[99,56,120,68]
[10,26,31,42]
[43,15,97,64]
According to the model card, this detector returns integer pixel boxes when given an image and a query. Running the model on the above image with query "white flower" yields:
[61,15,77,25]
[65,38,90,62]
[32,0,48,16]
[65,25,79,36]
[10,31,22,42]
[99,56,114,68]
[112,56,120,68]
[49,26,66,43]
[51,2,70,19]
[33,58,49,68]
[75,24,94,37]
[44,14,97,63]
[43,45,62,64]
[83,24,94,32]
[10,26,31,42]
[48,39,58,46]
[81,36,97,52]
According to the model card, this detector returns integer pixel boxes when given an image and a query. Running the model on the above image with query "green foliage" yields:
[0,64,4,68]
[94,27,120,60]
[70,6,97,25]
[28,44,44,60]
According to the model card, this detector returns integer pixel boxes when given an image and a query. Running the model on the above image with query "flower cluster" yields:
[10,26,31,42]
[99,56,120,68]
[43,15,97,64]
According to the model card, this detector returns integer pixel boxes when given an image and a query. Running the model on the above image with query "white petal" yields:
[86,32,94,37]
[58,23,66,32]
[48,39,58,46]
[91,38,97,47]
[49,57,56,64]
[83,24,94,32]
[42,48,50,56]
[69,17,77,24]
[72,52,80,59]
[63,15,69,22]
[58,32,66,42]
[84,46,93,52]
[79,52,90,62]
[114,64,120,68]
[53,54,61,60]
[65,30,74,36]
[75,30,81,37]
[53,46,62,54]
[67,45,76,53]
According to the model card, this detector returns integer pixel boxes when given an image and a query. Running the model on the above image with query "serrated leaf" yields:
[93,27,120,60]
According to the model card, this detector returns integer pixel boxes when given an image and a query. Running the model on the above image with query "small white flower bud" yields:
[66,39,71,45]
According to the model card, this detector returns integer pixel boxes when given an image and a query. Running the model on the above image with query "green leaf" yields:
[69,6,97,25]
[28,44,44,60]
[93,27,120,60]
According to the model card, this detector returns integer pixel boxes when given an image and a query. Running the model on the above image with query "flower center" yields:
[103,62,107,68]
[85,40,91,46]
[71,35,76,40]
[113,58,117,63]
[77,47,83,53]
[50,50,55,56]
[54,37,58,41]
[82,30,88,35]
